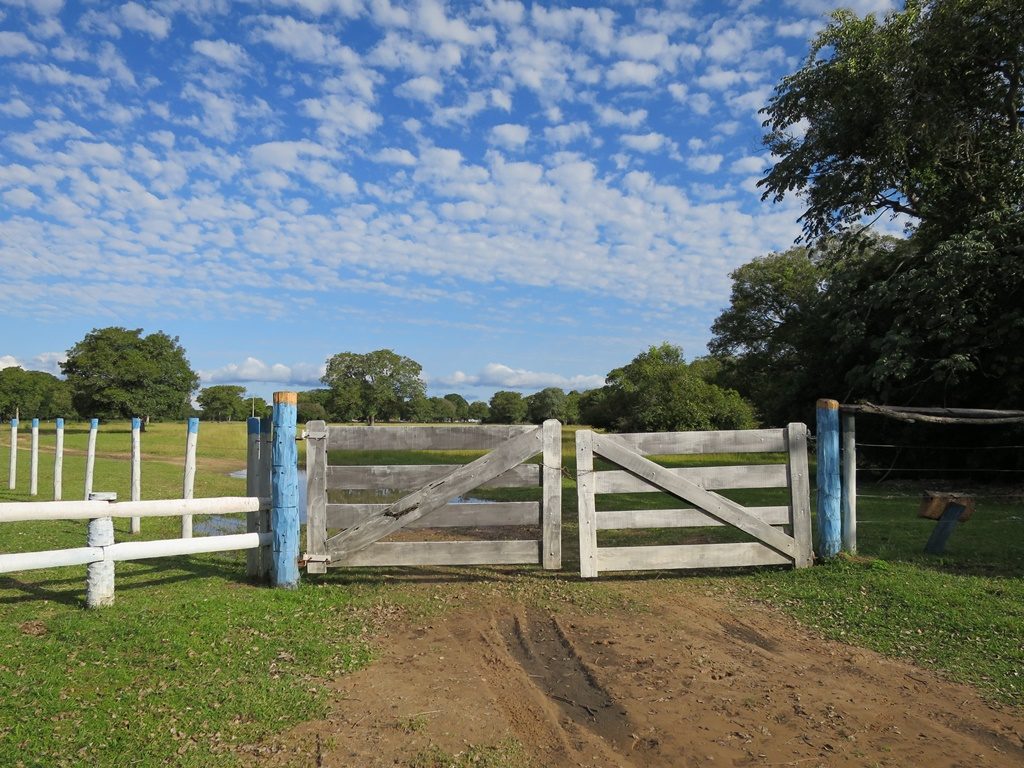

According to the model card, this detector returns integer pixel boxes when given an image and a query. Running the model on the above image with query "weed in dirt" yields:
[409,739,532,768]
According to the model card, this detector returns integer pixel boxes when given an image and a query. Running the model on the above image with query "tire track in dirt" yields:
[244,586,1024,768]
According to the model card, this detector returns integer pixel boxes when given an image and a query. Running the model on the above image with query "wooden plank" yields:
[576,429,599,578]
[594,434,798,561]
[181,417,198,539]
[541,419,562,570]
[327,424,534,451]
[327,501,540,528]
[334,539,541,567]
[785,423,813,568]
[245,417,261,579]
[610,429,786,455]
[327,426,544,558]
[597,542,791,572]
[841,413,857,554]
[594,463,788,494]
[596,506,790,530]
[53,418,64,501]
[130,417,141,534]
[327,463,540,490]
[304,420,328,574]
[816,400,842,558]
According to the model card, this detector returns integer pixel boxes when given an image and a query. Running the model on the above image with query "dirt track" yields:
[248,582,1024,767]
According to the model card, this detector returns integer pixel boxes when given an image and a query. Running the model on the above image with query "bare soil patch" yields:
[249,582,1024,767]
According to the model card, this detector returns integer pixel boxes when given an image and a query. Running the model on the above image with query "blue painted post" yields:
[271,392,299,589]
[816,398,842,558]
[54,417,64,500]
[30,418,39,496]
[8,418,18,490]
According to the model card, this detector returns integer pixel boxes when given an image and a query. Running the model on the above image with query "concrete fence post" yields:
[53,418,64,500]
[86,491,117,608]
[8,418,17,490]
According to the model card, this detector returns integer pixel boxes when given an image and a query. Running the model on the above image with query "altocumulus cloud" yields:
[437,364,606,391]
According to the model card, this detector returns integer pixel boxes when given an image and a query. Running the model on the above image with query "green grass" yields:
[0,422,1021,767]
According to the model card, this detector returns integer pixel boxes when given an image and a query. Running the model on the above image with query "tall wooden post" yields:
[542,419,562,570]
[84,418,98,499]
[130,417,142,534]
[53,418,64,501]
[181,417,198,538]
[271,392,299,589]
[29,418,39,496]
[816,399,842,558]
[7,418,17,490]
[245,417,261,579]
[841,411,857,554]
[304,420,328,575]
[576,429,598,579]
[258,416,273,582]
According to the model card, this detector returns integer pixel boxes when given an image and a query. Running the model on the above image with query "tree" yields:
[443,393,470,421]
[0,367,74,420]
[487,390,527,423]
[759,0,1024,245]
[298,388,334,422]
[197,385,249,421]
[321,349,426,426]
[468,400,490,422]
[526,387,567,423]
[61,327,198,421]
[709,247,827,424]
[592,344,756,432]
[429,396,458,422]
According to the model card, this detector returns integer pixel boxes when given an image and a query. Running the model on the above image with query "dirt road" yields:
[247,581,1024,767]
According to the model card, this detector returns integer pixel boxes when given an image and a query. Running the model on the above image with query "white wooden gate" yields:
[303,421,561,572]
[576,425,813,577]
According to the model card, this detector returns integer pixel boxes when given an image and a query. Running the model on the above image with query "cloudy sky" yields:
[0,0,897,402]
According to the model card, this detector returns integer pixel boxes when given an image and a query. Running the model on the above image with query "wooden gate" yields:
[303,420,561,573]
[575,425,812,577]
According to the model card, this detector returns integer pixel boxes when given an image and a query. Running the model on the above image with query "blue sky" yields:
[0,0,897,403]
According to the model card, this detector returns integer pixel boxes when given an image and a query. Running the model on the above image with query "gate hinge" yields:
[299,553,330,567]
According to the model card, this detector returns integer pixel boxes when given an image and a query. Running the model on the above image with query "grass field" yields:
[0,420,1021,766]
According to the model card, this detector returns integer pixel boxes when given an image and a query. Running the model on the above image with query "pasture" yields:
[0,421,1021,766]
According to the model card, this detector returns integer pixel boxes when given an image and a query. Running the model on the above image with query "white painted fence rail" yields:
[0,496,267,523]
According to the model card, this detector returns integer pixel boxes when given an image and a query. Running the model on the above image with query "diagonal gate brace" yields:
[327,426,544,560]
[593,433,798,562]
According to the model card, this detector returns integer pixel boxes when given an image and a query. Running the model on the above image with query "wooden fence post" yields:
[271,392,299,589]
[130,417,141,534]
[816,399,842,558]
[181,417,198,538]
[542,419,562,570]
[30,418,39,496]
[53,418,64,500]
[245,417,261,579]
[8,418,17,490]
[576,429,598,578]
[304,420,328,575]
[841,411,857,554]
[86,491,117,609]
[84,418,98,499]
[258,415,273,582]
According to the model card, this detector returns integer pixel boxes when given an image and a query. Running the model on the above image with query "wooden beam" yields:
[576,429,599,578]
[327,463,540,490]
[334,539,541,567]
[304,420,329,574]
[597,542,790,572]
[609,429,786,455]
[327,501,540,528]
[327,424,534,451]
[594,463,788,494]
[596,506,790,530]
[786,423,814,568]
[541,419,562,570]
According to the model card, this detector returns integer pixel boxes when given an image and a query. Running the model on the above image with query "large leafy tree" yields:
[0,367,74,420]
[487,390,527,424]
[197,385,249,421]
[321,349,426,426]
[588,344,756,432]
[61,327,198,421]
[760,0,1024,245]
[526,387,567,424]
